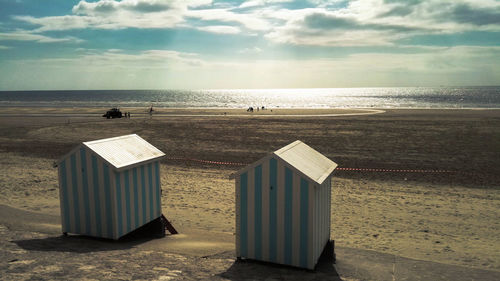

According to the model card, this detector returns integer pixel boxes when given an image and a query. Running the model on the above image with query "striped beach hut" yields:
[231,140,337,269]
[56,134,165,240]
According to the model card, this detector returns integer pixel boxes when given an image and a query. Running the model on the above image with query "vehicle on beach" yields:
[102,108,123,119]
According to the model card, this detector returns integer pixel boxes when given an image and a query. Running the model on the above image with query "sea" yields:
[0,87,499,109]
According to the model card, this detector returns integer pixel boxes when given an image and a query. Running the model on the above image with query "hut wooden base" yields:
[320,240,336,264]
[236,239,336,270]
[160,214,178,235]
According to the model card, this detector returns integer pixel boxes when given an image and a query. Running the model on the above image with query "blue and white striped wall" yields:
[235,157,332,270]
[58,146,162,240]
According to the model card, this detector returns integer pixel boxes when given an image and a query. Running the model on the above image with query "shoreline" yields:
[1,105,500,109]
[0,106,499,117]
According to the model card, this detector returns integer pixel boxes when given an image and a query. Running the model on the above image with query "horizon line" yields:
[1,85,500,92]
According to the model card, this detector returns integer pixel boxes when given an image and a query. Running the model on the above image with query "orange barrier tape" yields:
[166,157,246,166]
[165,157,458,173]
[335,167,455,173]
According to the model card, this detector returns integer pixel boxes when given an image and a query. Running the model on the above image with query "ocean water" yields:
[0,87,499,109]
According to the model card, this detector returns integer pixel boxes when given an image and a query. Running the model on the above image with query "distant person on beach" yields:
[149,105,154,118]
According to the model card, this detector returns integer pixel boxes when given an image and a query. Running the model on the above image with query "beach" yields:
[1,107,500,280]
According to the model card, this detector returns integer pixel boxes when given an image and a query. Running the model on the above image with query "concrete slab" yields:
[2,204,499,280]
[335,247,500,281]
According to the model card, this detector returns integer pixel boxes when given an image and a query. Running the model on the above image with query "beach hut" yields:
[231,140,337,270]
[56,134,165,240]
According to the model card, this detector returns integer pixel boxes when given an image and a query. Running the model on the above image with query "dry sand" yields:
[1,107,500,280]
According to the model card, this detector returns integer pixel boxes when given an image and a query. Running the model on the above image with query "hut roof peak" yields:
[82,134,165,170]
[231,140,337,184]
[273,140,337,184]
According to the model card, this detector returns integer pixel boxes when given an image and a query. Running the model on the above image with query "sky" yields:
[0,0,499,90]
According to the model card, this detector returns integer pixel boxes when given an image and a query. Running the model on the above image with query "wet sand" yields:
[1,107,500,280]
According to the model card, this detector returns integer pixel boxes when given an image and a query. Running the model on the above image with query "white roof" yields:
[82,134,165,171]
[232,140,337,185]
[274,140,337,184]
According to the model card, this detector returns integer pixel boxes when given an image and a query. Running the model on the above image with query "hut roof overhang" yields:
[58,134,165,172]
[230,140,337,185]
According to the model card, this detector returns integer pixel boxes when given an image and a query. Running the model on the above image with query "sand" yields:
[1,107,500,280]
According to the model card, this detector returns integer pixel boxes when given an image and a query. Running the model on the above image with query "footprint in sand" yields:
[8,249,28,255]
[154,269,182,281]
[78,265,96,271]
[8,259,36,270]
[33,265,63,273]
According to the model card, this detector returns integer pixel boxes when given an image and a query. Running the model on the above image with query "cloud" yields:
[304,12,424,32]
[7,0,500,49]
[14,15,98,32]
[373,0,500,30]
[266,28,396,46]
[239,0,293,9]
[264,9,419,46]
[186,8,271,31]
[13,0,270,32]
[203,45,500,87]
[0,31,83,43]
[14,0,213,31]
[72,0,212,15]
[383,0,422,5]
[224,46,500,87]
[450,4,500,26]
[15,11,184,31]
[238,46,262,54]
[2,45,499,89]
[304,13,360,30]
[29,49,205,68]
[261,0,500,47]
[378,5,414,17]
[196,25,241,34]
[72,0,174,15]
[326,46,492,73]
